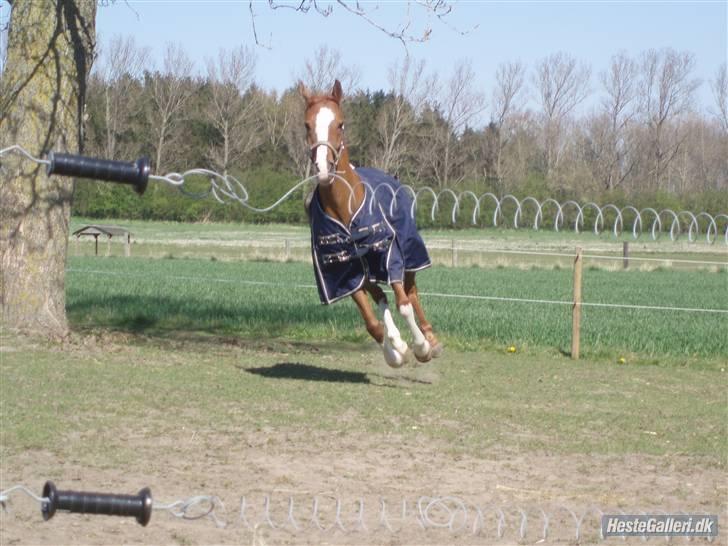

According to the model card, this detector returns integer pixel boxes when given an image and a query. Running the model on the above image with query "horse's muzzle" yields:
[310,141,340,183]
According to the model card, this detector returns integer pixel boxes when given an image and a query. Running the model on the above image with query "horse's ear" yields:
[298,81,312,102]
[332,79,343,104]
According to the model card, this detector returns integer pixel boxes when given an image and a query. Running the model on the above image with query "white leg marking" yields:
[399,303,431,359]
[378,300,409,357]
[380,340,404,368]
[314,107,335,181]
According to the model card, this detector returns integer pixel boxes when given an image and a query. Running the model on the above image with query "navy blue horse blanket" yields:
[309,167,431,304]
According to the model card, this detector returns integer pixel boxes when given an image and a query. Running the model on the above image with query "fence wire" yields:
[3,485,717,542]
[3,144,727,245]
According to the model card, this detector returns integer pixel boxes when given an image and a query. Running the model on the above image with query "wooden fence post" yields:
[571,247,583,360]
[623,241,629,269]
[284,239,291,262]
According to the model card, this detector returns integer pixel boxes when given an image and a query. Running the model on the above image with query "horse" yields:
[299,79,442,367]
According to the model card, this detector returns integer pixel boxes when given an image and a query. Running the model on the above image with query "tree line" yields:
[74,38,728,223]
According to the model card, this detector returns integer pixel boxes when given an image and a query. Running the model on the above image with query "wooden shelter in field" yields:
[72,225,132,257]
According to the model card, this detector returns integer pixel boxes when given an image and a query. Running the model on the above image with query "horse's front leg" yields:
[390,281,432,362]
[351,288,407,367]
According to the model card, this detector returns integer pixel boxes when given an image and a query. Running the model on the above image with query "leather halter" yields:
[309,139,344,177]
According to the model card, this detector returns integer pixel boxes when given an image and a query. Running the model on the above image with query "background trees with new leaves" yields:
[73,40,727,223]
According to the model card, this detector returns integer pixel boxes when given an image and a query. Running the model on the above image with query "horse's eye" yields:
[304,123,311,131]
[339,123,345,131]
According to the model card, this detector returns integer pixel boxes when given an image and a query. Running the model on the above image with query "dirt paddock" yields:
[2,429,725,544]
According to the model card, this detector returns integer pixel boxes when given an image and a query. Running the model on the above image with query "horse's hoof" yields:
[385,356,405,368]
[383,349,405,368]
[414,339,432,363]
[415,351,432,363]
[382,339,407,368]
[423,330,443,359]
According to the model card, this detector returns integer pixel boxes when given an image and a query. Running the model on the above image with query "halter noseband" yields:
[309,139,344,176]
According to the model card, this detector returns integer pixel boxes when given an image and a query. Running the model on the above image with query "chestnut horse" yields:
[300,80,442,367]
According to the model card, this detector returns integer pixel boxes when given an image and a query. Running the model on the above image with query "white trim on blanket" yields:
[404,262,432,273]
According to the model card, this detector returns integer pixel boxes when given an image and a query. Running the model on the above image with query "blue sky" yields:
[92,1,727,113]
[35,1,728,113]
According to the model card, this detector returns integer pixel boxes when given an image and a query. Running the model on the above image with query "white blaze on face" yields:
[314,106,335,180]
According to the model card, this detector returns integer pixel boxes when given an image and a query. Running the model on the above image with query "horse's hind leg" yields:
[404,272,443,359]
[352,287,406,368]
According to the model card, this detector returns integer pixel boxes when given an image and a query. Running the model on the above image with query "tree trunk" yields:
[0,0,97,339]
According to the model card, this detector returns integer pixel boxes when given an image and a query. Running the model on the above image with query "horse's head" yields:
[299,80,345,183]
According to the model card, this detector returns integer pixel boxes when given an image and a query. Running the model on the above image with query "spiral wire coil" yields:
[2,144,726,245]
[4,485,718,542]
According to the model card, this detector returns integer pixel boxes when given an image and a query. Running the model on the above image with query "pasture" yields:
[64,256,727,359]
[69,218,728,270]
[2,220,727,544]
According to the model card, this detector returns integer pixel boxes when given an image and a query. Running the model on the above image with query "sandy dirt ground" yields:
[2,429,725,545]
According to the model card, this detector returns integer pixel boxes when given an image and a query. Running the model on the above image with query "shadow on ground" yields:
[243,362,371,384]
[243,361,437,388]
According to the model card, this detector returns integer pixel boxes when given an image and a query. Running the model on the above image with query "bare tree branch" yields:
[334,1,421,49]
[148,42,195,172]
[710,62,728,133]
[297,45,360,93]
[419,59,486,187]
[639,48,701,187]
[375,56,433,172]
[584,51,640,190]
[490,60,526,182]
[534,51,591,175]
[205,45,260,174]
[248,0,462,49]
[95,34,150,160]
[248,1,272,50]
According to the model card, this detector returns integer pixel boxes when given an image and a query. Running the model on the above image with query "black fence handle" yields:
[41,481,153,526]
[46,152,150,195]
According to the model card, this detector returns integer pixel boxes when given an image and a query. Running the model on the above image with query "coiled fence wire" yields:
[2,144,726,245]
[1,486,718,542]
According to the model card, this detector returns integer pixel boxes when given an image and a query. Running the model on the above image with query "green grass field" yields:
[66,255,727,362]
[2,329,724,464]
[69,217,728,273]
